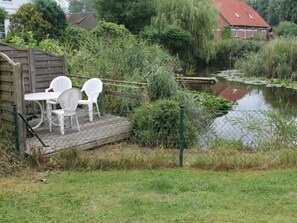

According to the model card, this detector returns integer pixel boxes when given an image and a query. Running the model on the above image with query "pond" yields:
[192,73,297,113]
[191,70,297,148]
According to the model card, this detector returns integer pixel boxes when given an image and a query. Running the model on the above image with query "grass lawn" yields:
[0,168,296,223]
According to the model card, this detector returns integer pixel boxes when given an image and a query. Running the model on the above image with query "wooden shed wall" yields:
[0,43,67,94]
[0,43,67,154]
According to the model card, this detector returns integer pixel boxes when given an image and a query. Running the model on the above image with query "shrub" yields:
[91,21,132,40]
[6,31,64,55]
[141,25,193,67]
[61,26,90,51]
[275,21,297,37]
[129,99,197,148]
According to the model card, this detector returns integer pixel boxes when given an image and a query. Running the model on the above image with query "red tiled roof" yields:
[214,0,270,27]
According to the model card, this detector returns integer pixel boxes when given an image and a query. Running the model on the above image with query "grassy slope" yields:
[0,168,296,223]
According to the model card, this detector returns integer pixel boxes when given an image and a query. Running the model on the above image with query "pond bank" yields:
[216,69,297,90]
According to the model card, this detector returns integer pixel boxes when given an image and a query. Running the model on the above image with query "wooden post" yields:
[28,48,36,92]
[63,53,68,76]
[99,84,106,116]
[141,85,149,104]
[13,62,26,156]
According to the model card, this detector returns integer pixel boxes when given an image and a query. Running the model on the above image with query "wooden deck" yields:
[25,112,131,156]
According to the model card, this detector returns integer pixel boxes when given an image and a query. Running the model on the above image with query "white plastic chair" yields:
[48,88,82,135]
[45,76,72,93]
[78,78,103,121]
[45,76,72,109]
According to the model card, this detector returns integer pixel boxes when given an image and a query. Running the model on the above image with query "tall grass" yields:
[0,130,22,176]
[208,39,264,69]
[235,37,297,80]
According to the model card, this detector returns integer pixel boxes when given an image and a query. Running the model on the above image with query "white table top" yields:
[24,92,61,101]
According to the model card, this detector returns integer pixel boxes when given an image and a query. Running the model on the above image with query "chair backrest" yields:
[49,76,72,93]
[81,78,103,102]
[57,88,82,113]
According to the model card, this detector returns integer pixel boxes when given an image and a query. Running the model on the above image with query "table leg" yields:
[31,100,44,129]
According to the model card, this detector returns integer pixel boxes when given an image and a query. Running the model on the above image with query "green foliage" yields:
[275,21,297,37]
[7,31,38,48]
[193,92,233,116]
[67,22,181,108]
[130,99,197,148]
[9,3,51,42]
[7,31,64,55]
[0,7,8,21]
[152,0,218,66]
[61,26,90,51]
[91,21,131,40]
[245,0,297,26]
[34,0,67,39]
[141,25,193,65]
[277,0,297,24]
[209,39,264,69]
[235,37,297,80]
[93,0,156,33]
[222,27,232,39]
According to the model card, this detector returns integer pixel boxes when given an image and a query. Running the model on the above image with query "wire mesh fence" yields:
[2,102,297,169]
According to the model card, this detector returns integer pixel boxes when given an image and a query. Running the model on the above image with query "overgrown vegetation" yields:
[0,130,22,177]
[209,39,264,69]
[235,37,297,80]
[152,0,218,67]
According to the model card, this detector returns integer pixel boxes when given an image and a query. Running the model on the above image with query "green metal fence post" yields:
[179,105,185,167]
[12,104,20,152]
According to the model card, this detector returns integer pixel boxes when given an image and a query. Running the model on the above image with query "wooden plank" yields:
[35,67,64,75]
[28,49,35,93]
[34,61,63,67]
[13,62,26,156]
[105,90,143,100]
[24,114,132,156]
[0,85,15,92]
[176,77,218,85]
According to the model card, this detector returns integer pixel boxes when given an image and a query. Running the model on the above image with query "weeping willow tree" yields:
[152,0,218,66]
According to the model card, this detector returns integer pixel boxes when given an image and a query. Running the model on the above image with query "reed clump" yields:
[235,37,297,80]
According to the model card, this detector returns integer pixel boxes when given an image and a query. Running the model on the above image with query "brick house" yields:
[214,0,271,40]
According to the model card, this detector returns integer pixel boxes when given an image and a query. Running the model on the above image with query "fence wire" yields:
[2,102,297,169]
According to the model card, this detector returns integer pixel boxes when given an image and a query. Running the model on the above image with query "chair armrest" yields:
[45,88,52,92]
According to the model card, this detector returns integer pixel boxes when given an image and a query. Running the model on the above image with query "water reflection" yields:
[191,76,297,148]
[192,77,297,112]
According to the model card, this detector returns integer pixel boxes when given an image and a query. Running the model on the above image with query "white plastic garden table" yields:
[24,92,61,129]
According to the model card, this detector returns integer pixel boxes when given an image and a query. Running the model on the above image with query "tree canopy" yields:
[245,0,297,26]
[9,3,51,41]
[152,0,217,64]
[93,0,156,33]
[34,0,67,39]
[9,0,67,41]
[0,7,8,21]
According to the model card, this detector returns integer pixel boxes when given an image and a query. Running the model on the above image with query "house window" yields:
[235,13,240,18]
[249,14,254,19]
[251,29,256,38]
[235,28,239,38]
[261,30,267,39]
[2,0,12,2]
